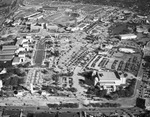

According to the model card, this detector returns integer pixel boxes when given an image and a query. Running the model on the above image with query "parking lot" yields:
[138,64,150,99]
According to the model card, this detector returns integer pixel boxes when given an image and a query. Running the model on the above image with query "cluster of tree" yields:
[87,103,121,107]
[52,74,59,83]
[86,86,107,98]
[47,103,79,108]
[7,67,26,77]
[108,23,130,36]
[1,68,26,87]
[109,79,136,99]
[79,71,93,79]
[42,85,61,94]
[141,111,150,117]
[143,56,150,63]
[19,0,25,6]
[3,76,19,86]
[11,0,17,10]
[0,0,12,7]
[86,79,136,100]
[54,0,150,15]
[66,87,77,92]
[51,50,59,57]
[41,69,48,74]
[136,98,146,109]
[0,67,26,82]
[17,62,31,68]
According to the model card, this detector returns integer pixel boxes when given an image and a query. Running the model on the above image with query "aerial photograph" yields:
[0,0,150,116]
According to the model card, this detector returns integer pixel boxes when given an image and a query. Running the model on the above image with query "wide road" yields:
[0,106,144,116]
[34,40,45,66]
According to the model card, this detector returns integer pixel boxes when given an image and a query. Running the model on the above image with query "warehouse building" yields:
[119,34,137,40]
[94,71,126,92]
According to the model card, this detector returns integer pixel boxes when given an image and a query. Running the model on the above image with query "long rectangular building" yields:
[2,45,18,51]
[0,50,15,55]
[0,55,14,61]
[94,71,126,92]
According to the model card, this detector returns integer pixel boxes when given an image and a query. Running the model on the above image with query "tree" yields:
[124,73,128,77]
[41,69,48,74]
[96,90,107,97]
[67,87,77,92]
[109,93,119,100]
[143,56,150,63]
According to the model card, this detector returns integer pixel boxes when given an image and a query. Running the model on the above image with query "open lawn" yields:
[34,41,45,66]
[71,4,85,10]
[54,15,71,24]
[81,5,100,12]
[51,1,73,5]
[45,12,63,22]
[25,0,52,5]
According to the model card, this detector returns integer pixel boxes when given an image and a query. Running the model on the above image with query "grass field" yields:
[51,1,73,5]
[54,15,70,24]
[45,12,63,22]
[81,5,100,12]
[71,4,85,10]
[34,41,45,66]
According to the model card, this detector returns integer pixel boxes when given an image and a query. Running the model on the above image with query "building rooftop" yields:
[2,45,18,51]
[0,50,15,55]
[16,39,24,45]
[98,71,120,81]
[0,55,14,61]
[119,34,137,39]
[12,57,20,63]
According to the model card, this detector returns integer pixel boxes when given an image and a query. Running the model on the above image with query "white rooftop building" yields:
[94,71,126,92]
[0,80,2,91]
[16,38,28,47]
[12,57,25,66]
[119,48,135,53]
[119,34,137,40]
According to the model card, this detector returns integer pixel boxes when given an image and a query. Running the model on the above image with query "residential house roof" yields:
[16,39,24,46]
[12,57,20,63]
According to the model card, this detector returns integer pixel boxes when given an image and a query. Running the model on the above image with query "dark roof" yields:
[2,109,21,117]
[114,71,120,79]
